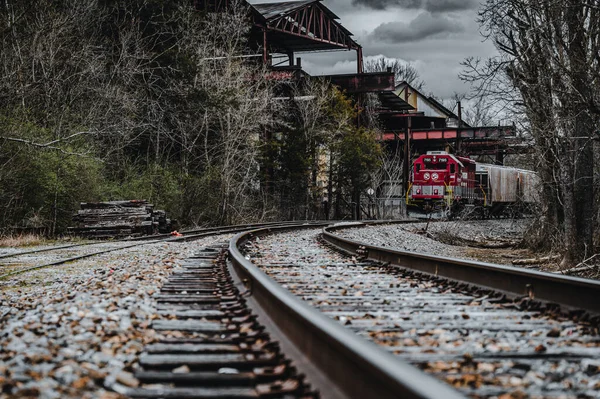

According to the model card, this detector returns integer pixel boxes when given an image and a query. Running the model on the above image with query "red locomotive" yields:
[408,151,538,216]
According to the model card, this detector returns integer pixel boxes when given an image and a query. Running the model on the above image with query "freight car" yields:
[408,151,539,216]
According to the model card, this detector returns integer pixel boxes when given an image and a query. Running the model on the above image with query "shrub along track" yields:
[239,224,600,399]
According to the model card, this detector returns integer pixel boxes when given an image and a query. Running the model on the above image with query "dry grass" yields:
[0,234,45,248]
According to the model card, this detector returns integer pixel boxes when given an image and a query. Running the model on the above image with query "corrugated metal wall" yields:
[478,164,538,204]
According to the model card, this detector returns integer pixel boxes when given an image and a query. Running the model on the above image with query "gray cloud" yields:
[371,12,464,43]
[430,0,479,13]
[351,0,421,10]
[351,0,478,13]
[251,0,497,99]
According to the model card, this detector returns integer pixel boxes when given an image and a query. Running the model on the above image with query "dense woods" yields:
[0,0,381,233]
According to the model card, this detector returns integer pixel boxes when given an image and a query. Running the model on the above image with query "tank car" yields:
[408,151,538,216]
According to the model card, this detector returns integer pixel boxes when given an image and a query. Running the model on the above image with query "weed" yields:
[0,234,45,248]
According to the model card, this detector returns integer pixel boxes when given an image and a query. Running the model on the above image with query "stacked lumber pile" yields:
[69,200,172,239]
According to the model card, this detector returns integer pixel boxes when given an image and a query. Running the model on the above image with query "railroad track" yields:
[233,223,600,398]
[1,221,331,399]
[6,220,598,398]
[107,243,318,398]
[0,221,310,280]
[102,220,458,399]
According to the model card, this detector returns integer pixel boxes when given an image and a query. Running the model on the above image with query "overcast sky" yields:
[249,0,498,101]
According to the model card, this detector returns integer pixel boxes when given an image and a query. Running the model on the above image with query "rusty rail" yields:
[322,224,600,314]
[108,244,318,398]
[0,221,324,280]
[229,224,465,399]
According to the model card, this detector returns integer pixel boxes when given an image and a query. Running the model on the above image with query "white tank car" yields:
[476,163,539,205]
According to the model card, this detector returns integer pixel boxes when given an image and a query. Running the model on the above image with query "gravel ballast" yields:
[245,228,600,399]
[0,236,229,399]
[335,220,531,265]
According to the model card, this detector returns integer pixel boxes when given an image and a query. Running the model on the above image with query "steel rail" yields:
[108,244,320,398]
[322,223,600,314]
[0,221,310,260]
[0,242,155,280]
[0,243,93,260]
[229,224,465,399]
[0,222,318,280]
[130,220,318,242]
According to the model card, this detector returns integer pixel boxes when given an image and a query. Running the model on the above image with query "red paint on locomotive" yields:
[410,151,477,204]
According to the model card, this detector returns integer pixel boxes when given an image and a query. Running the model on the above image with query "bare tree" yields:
[464,0,600,264]
[369,143,405,219]
[364,56,425,89]
[190,1,281,224]
[0,0,280,230]
[442,92,497,127]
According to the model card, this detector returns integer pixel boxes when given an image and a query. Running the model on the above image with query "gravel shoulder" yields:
[245,229,600,399]
[0,240,91,257]
[0,236,229,399]
[336,219,535,266]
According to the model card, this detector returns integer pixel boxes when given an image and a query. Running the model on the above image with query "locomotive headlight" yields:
[416,189,421,194]
[423,173,430,180]
[432,173,439,181]
[434,189,438,194]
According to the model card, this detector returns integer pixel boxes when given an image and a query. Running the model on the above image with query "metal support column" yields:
[356,47,364,73]
[403,117,412,196]
[262,29,268,65]
[495,149,505,165]
[456,101,462,155]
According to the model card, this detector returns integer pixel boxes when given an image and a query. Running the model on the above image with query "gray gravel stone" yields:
[337,220,529,264]
[0,234,231,398]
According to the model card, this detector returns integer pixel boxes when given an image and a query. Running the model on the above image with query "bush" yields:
[0,129,104,234]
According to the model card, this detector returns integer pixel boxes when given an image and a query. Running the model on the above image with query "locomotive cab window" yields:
[450,164,456,173]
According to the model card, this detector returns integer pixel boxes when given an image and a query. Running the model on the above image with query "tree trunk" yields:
[354,187,361,221]
[560,139,577,266]
[566,1,595,262]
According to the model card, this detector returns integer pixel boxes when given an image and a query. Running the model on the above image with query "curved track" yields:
[232,223,600,399]
[6,220,598,398]
[108,243,320,398]
[0,221,310,280]
[1,221,327,398]
[230,224,463,399]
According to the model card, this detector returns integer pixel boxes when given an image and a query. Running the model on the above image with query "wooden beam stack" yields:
[68,200,172,239]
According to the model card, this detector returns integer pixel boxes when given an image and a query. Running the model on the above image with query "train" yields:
[408,151,539,216]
